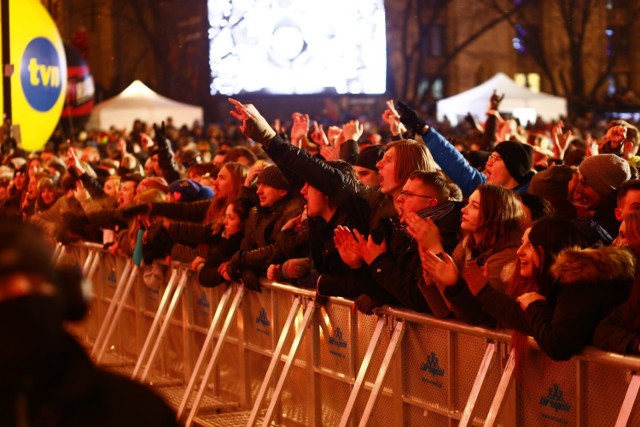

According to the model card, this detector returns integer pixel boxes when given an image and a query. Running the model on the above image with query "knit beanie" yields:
[168,179,214,202]
[492,141,534,184]
[355,145,384,171]
[528,165,573,200]
[578,154,631,197]
[257,165,290,191]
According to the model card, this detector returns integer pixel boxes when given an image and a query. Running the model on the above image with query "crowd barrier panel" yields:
[66,242,640,427]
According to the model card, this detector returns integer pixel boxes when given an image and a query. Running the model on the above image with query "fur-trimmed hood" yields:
[551,246,635,285]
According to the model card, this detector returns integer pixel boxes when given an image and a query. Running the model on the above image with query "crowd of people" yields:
[2,93,640,369]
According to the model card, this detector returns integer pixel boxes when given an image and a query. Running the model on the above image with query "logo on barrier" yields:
[540,383,571,412]
[539,383,571,424]
[21,37,63,112]
[420,352,445,388]
[328,327,348,359]
[107,269,117,288]
[255,307,271,336]
[196,291,210,317]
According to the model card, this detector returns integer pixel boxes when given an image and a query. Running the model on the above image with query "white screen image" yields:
[208,0,387,96]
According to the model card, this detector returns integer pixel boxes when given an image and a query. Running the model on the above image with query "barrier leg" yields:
[484,348,516,427]
[132,268,179,379]
[615,373,640,427]
[240,296,302,427]
[140,269,190,382]
[95,266,140,364]
[358,320,405,427]
[339,316,386,427]
[459,342,497,427]
[176,285,234,419]
[91,259,133,358]
[260,300,316,427]
[185,285,246,427]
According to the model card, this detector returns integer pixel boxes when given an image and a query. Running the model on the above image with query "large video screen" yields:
[207,0,387,96]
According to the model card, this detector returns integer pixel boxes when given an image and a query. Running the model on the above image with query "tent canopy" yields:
[86,80,203,131]
[436,73,567,126]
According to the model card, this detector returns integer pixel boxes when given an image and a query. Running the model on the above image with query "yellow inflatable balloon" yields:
[0,0,67,151]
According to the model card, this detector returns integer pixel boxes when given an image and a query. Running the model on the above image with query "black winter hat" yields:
[492,141,534,184]
[355,145,384,171]
[257,165,290,192]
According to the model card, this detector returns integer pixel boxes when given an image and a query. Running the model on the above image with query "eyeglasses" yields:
[486,153,502,164]
[397,191,434,200]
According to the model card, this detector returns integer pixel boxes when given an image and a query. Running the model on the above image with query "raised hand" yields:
[310,121,329,146]
[66,147,85,175]
[551,120,573,159]
[228,98,277,143]
[382,101,407,137]
[290,112,310,148]
[461,260,488,296]
[153,122,171,151]
[356,230,387,265]
[490,89,505,110]
[244,159,269,186]
[404,213,444,254]
[319,144,339,161]
[421,249,459,288]
[327,125,343,146]
[342,120,364,143]
[604,125,627,147]
[333,225,364,269]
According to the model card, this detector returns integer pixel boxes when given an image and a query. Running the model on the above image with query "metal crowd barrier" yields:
[64,242,640,427]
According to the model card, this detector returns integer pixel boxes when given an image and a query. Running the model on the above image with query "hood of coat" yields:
[551,246,635,285]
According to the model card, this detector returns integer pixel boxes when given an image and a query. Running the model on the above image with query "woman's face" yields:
[40,187,56,205]
[517,227,540,279]
[103,179,118,198]
[215,166,233,199]
[223,203,243,237]
[461,190,481,233]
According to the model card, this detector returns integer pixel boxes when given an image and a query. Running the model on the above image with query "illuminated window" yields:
[514,73,541,92]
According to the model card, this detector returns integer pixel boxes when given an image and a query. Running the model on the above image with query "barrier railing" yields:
[64,242,640,427]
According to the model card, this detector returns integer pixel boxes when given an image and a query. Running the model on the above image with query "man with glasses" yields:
[334,171,462,314]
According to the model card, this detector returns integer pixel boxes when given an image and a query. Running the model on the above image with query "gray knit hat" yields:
[578,154,631,197]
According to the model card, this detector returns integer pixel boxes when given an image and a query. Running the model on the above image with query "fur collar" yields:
[551,246,635,285]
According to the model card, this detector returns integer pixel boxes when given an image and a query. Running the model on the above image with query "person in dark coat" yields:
[223,165,306,291]
[594,211,640,354]
[0,221,178,427]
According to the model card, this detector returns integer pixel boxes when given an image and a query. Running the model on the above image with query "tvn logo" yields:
[328,327,348,349]
[540,384,571,412]
[21,37,64,112]
[421,352,445,377]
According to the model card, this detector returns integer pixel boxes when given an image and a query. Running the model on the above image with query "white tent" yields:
[86,80,203,131]
[436,73,567,125]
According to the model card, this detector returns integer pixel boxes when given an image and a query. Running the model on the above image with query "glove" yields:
[396,101,428,136]
[241,269,262,292]
[153,122,172,152]
[120,203,150,218]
